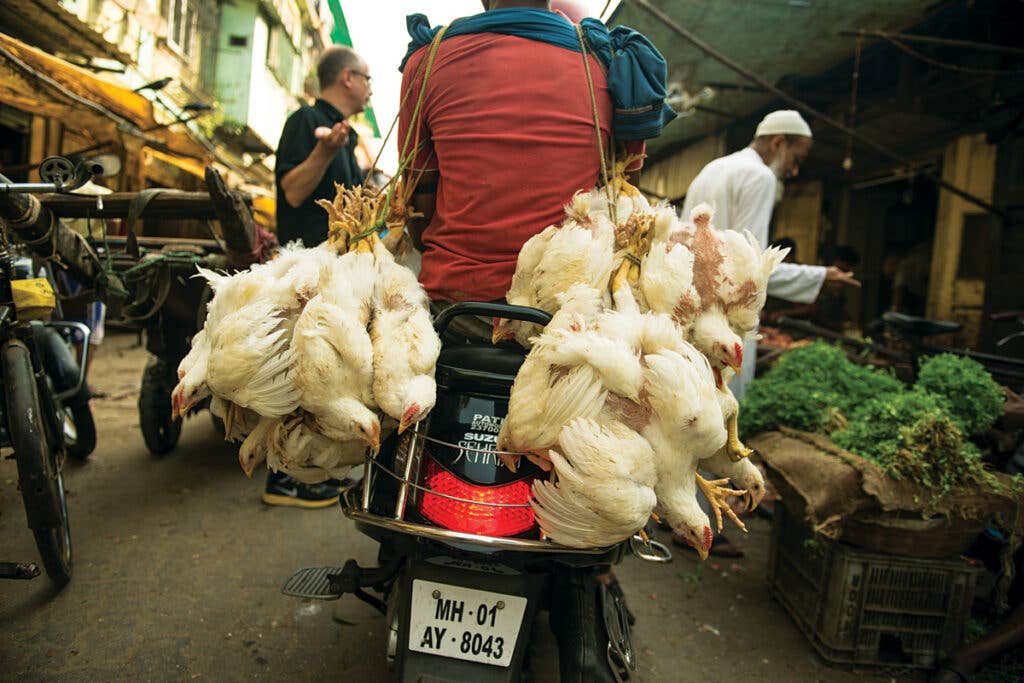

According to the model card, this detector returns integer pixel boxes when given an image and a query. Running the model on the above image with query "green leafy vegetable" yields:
[741,342,1008,500]
[915,353,1005,437]
[739,341,901,437]
[833,392,991,497]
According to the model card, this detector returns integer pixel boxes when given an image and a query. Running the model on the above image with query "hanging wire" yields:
[883,36,1024,76]
[843,36,862,172]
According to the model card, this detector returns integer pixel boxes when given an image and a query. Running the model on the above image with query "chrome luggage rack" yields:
[341,422,673,563]
[341,422,633,556]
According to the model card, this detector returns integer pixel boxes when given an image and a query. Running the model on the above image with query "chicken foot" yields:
[223,401,237,442]
[611,255,633,295]
[695,473,748,534]
[725,411,754,462]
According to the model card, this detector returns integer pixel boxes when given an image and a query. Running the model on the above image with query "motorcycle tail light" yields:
[418,455,536,537]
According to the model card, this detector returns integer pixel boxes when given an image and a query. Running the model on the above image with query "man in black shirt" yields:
[263,46,371,507]
[275,45,371,247]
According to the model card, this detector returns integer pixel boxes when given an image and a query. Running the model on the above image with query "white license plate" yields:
[408,580,527,667]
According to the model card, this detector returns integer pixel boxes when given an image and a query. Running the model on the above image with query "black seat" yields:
[882,312,961,337]
[436,344,527,393]
[432,302,548,394]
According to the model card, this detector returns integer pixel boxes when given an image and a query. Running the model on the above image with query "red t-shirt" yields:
[399,32,643,302]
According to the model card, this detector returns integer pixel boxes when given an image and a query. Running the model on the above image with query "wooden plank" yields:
[774,180,823,264]
[927,134,997,322]
[103,235,222,251]
[204,167,256,265]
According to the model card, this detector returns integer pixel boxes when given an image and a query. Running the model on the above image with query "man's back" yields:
[682,147,776,244]
[275,99,363,247]
[400,32,616,302]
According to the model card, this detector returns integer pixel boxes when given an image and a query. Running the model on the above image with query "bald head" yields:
[318,46,363,91]
[316,46,372,117]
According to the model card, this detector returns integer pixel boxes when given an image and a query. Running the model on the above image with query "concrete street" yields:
[0,332,920,682]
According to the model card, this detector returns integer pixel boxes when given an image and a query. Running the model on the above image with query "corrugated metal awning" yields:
[0,0,133,64]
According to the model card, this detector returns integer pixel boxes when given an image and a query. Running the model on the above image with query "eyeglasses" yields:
[351,70,372,84]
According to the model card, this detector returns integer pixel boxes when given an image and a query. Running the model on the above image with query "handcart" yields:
[9,162,271,455]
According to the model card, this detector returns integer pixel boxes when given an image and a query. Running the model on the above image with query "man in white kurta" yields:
[682,110,859,399]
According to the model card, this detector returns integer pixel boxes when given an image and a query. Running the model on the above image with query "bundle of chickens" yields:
[170,183,441,485]
[494,164,789,557]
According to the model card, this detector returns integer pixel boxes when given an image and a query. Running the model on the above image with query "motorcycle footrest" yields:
[281,566,344,600]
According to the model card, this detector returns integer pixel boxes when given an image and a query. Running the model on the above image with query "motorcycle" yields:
[282,302,671,681]
[0,156,103,585]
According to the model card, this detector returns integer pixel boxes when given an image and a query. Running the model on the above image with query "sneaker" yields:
[262,471,341,509]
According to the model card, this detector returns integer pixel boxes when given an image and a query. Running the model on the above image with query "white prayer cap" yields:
[755,110,812,138]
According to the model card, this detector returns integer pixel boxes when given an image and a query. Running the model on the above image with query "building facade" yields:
[0,0,344,198]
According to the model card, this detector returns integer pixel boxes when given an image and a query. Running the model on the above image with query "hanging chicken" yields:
[496,158,791,551]
[370,243,441,434]
[493,218,616,347]
[171,179,442,484]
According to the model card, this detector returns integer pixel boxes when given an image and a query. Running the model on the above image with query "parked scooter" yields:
[0,156,103,585]
[283,303,671,681]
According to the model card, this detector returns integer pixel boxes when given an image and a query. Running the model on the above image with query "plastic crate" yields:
[767,503,978,669]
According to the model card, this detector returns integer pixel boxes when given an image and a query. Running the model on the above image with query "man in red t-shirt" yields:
[398,0,643,340]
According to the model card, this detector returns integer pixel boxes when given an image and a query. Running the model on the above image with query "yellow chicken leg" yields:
[695,473,748,534]
[611,256,632,293]
[628,260,641,286]
[726,411,754,462]
[223,401,236,441]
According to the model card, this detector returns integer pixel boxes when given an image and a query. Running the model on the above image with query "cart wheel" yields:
[138,357,181,456]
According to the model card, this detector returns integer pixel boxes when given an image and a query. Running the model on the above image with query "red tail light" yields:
[417,456,536,537]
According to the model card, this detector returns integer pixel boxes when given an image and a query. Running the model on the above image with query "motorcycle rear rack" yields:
[343,422,613,555]
[345,422,673,560]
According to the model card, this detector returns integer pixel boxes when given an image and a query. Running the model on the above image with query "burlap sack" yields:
[752,427,1024,611]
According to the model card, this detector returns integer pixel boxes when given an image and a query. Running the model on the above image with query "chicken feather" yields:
[531,417,657,548]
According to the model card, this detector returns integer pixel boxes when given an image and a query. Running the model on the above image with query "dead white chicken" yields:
[209,395,259,442]
[290,251,380,451]
[496,285,642,471]
[494,218,615,347]
[237,413,366,483]
[204,297,302,433]
[531,417,657,548]
[700,448,766,513]
[370,246,440,433]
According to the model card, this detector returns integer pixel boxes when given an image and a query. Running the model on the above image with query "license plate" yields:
[408,580,527,667]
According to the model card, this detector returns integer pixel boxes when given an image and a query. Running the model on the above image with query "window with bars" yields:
[161,0,198,57]
[265,17,299,93]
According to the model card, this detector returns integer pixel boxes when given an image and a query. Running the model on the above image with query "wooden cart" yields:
[27,169,272,454]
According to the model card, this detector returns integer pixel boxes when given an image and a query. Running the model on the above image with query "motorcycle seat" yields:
[436,344,527,392]
[882,312,961,337]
